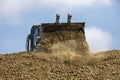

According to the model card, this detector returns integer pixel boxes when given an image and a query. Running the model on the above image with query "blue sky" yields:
[0,0,120,53]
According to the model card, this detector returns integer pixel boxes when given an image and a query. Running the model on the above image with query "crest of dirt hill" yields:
[0,50,120,80]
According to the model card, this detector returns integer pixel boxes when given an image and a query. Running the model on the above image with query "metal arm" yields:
[26,34,31,51]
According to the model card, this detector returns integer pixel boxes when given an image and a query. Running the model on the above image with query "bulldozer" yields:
[26,14,89,54]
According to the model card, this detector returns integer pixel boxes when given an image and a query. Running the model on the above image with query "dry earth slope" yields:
[0,50,120,80]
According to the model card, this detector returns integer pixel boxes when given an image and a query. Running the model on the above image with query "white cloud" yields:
[0,0,114,25]
[0,0,34,16]
[0,0,35,25]
[0,0,113,16]
[39,0,113,8]
[85,26,112,53]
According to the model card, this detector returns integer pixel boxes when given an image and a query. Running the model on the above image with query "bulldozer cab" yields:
[26,14,89,53]
[26,25,41,51]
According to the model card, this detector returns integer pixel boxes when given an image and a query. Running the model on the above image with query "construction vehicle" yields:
[26,14,89,53]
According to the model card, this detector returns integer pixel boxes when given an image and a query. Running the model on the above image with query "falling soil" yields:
[0,50,120,80]
[41,30,89,54]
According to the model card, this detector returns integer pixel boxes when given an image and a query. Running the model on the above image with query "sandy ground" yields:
[0,50,120,80]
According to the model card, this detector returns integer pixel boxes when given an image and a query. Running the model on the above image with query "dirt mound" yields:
[0,50,120,80]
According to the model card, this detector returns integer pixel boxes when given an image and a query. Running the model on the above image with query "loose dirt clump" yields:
[0,50,120,80]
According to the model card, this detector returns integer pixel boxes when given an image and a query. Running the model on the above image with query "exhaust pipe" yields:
[56,14,60,24]
[67,14,72,24]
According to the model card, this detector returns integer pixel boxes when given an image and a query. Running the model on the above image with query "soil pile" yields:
[0,50,120,80]
[42,30,89,54]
